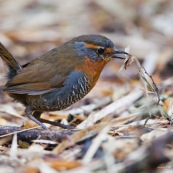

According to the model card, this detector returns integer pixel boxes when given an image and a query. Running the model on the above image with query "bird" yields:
[0,34,128,130]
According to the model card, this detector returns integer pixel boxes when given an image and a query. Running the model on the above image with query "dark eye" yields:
[97,47,105,55]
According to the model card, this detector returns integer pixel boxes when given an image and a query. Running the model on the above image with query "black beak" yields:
[112,49,129,60]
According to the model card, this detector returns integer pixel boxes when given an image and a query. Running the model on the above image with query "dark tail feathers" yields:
[0,42,21,79]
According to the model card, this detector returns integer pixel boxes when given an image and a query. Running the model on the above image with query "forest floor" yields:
[0,0,173,172]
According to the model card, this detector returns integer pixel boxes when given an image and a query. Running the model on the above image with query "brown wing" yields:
[5,48,77,95]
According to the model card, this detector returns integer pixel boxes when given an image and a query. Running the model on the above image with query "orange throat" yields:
[75,56,110,89]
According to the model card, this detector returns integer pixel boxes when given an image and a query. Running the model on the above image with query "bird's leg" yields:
[25,107,49,130]
[33,111,75,129]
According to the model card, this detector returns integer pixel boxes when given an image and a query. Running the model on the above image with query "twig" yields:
[82,126,110,164]
[142,65,160,104]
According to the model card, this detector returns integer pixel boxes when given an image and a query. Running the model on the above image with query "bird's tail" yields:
[0,42,21,79]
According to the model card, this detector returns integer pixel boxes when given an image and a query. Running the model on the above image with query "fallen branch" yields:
[0,126,74,142]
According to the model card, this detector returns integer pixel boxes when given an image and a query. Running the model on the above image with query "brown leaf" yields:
[48,160,81,171]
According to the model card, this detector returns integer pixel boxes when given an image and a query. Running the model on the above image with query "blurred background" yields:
[0,0,173,103]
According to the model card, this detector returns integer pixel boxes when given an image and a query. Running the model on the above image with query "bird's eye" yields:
[97,47,105,55]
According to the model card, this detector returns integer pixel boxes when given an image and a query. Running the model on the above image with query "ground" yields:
[0,0,173,172]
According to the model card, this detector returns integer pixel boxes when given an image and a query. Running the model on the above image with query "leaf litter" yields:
[1,0,173,172]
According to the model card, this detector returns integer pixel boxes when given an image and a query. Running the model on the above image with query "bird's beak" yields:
[112,49,129,60]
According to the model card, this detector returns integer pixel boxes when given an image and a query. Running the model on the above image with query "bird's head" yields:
[65,34,129,87]
[71,34,128,62]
